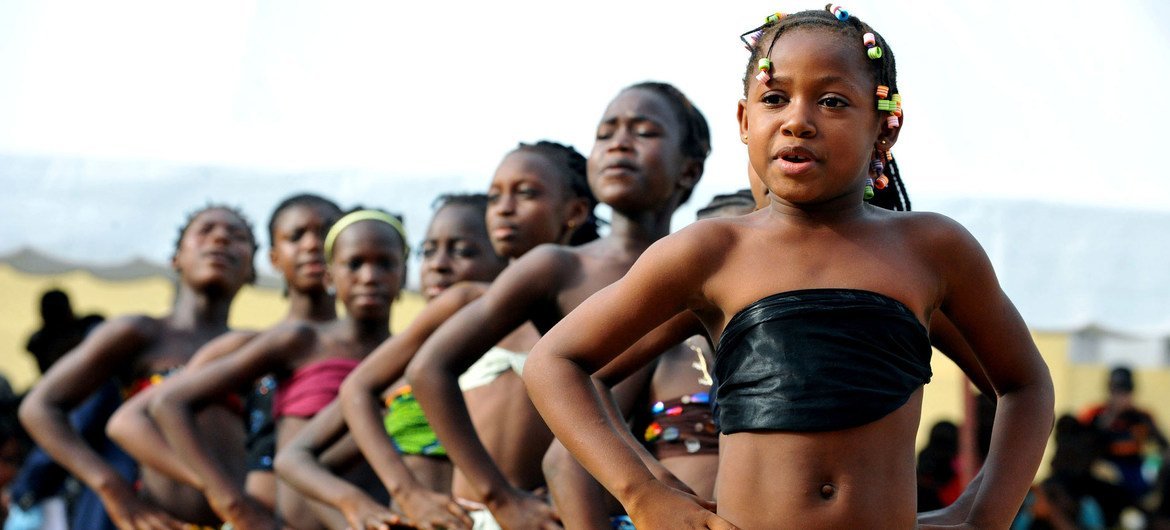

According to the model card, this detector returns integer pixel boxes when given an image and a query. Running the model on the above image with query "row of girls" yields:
[18,7,1056,530]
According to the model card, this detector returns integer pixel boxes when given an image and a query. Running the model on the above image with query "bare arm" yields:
[274,401,416,530]
[929,312,996,399]
[524,227,735,529]
[918,215,1055,530]
[149,324,312,525]
[340,283,484,529]
[19,316,185,529]
[107,331,257,488]
[406,248,566,525]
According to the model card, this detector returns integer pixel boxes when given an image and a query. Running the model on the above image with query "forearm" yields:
[20,397,135,499]
[273,440,375,510]
[150,393,244,504]
[965,378,1054,527]
[526,353,656,507]
[408,360,514,503]
[339,382,426,497]
[107,395,203,487]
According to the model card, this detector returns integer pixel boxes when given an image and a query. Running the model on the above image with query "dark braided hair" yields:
[514,140,602,246]
[741,7,910,211]
[267,193,343,247]
[174,204,258,284]
[432,192,490,216]
[623,81,711,206]
[697,189,756,220]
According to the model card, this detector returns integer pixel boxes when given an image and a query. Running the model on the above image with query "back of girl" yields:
[406,82,709,528]
[19,206,257,528]
[525,7,1053,530]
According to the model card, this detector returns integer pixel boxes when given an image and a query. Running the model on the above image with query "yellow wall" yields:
[0,263,424,393]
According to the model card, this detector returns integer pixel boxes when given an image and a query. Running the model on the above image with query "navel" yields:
[819,483,837,500]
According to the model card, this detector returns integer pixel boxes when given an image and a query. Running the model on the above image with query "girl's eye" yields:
[517,186,540,198]
[595,127,614,140]
[635,128,660,138]
[820,96,848,108]
[420,245,437,259]
[453,244,480,258]
[762,93,786,106]
[348,258,363,271]
[486,192,500,204]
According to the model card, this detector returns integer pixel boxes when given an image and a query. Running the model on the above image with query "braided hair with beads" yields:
[740,6,911,212]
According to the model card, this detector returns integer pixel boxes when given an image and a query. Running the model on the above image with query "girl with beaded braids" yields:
[20,205,258,529]
[524,7,1053,529]
[407,82,708,530]
[148,207,408,529]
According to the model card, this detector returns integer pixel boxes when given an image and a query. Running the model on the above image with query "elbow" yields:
[17,393,46,434]
[272,446,295,481]
[404,355,436,390]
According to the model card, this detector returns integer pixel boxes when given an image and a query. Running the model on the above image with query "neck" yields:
[606,205,675,251]
[348,315,392,346]
[766,190,870,226]
[286,289,337,322]
[169,282,234,330]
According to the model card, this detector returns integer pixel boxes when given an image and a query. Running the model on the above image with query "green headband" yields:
[324,210,410,263]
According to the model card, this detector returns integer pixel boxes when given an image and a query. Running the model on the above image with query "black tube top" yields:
[713,289,932,433]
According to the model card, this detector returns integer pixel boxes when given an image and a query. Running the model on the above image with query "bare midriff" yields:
[715,389,922,529]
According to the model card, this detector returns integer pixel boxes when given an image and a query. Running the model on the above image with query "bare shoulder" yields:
[639,216,743,271]
[189,330,261,368]
[885,210,985,259]
[262,321,320,351]
[104,314,165,342]
[495,242,580,289]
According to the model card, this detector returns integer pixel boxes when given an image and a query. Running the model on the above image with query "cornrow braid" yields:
[515,140,603,246]
[432,192,490,215]
[697,189,756,220]
[741,7,910,211]
[624,81,711,206]
[267,193,343,247]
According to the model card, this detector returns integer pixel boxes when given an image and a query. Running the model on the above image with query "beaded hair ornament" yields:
[740,5,902,201]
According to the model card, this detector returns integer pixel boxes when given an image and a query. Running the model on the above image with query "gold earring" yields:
[567,220,577,230]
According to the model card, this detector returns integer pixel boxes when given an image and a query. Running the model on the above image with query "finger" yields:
[446,502,474,527]
[706,515,740,530]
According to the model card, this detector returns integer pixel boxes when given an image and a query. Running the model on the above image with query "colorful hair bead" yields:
[892,93,902,105]
[828,4,850,21]
[863,33,876,47]
[875,85,889,99]
[892,108,903,118]
[867,46,883,59]
[885,149,893,161]
[877,99,896,111]
[756,58,772,84]
[870,159,884,176]
[875,175,890,190]
[766,12,784,24]
[886,115,900,128]
[864,179,875,200]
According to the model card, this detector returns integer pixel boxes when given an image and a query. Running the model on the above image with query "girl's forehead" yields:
[495,151,558,184]
[600,89,679,129]
[427,204,482,238]
[765,27,871,84]
[334,220,403,252]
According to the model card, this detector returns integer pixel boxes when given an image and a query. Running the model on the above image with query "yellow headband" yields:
[324,210,410,263]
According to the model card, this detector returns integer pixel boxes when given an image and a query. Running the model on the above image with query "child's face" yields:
[588,88,690,213]
[739,28,887,206]
[420,204,505,301]
[487,151,576,258]
[328,221,404,321]
[173,208,255,293]
[269,204,337,295]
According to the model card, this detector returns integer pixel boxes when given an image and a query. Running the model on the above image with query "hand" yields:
[486,489,561,530]
[337,492,403,530]
[205,490,281,530]
[396,488,473,530]
[100,488,186,530]
[625,480,736,530]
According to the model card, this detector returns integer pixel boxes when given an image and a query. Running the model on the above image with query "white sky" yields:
[1,0,1168,282]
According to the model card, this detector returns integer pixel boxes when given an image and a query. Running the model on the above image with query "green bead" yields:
[877,100,895,111]
[766,13,781,24]
[864,186,875,200]
[867,46,883,59]
[758,58,772,71]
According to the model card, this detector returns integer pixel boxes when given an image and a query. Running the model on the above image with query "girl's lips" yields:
[777,157,816,176]
[424,284,447,298]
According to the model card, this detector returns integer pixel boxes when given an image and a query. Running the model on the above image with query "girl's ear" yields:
[561,197,591,242]
[877,109,903,151]
[737,99,750,145]
[677,159,705,199]
[269,247,279,268]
